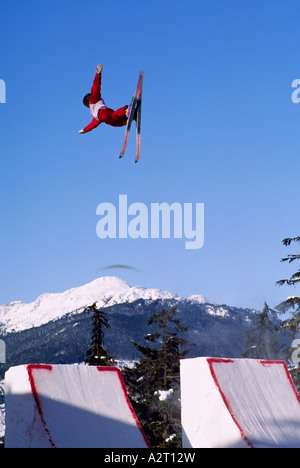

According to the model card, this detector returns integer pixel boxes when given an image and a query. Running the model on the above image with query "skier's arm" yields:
[79,118,101,134]
[90,71,102,105]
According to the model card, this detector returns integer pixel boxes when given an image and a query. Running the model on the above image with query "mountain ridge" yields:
[0,276,208,334]
[0,277,257,370]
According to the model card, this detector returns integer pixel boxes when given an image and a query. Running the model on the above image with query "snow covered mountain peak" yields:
[0,277,184,334]
[187,294,208,304]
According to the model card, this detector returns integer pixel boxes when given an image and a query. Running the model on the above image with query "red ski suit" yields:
[83,72,128,133]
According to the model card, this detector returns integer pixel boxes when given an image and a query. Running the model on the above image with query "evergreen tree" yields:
[84,303,115,366]
[290,365,300,395]
[276,236,300,391]
[242,302,282,360]
[124,306,192,448]
[276,236,300,318]
[277,237,300,290]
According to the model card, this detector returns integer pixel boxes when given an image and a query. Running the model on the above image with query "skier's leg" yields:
[98,107,128,127]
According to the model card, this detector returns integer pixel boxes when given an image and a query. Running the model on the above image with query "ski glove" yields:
[78,129,85,134]
[95,64,103,74]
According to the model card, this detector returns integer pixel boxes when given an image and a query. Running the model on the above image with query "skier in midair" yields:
[79,64,132,134]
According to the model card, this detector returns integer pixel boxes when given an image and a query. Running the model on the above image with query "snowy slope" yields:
[5,364,150,448]
[181,357,300,448]
[0,380,4,441]
[0,277,207,334]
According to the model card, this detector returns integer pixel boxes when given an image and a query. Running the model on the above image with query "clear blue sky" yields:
[0,0,299,311]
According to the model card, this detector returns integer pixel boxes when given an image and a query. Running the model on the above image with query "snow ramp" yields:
[180,357,300,448]
[5,364,150,448]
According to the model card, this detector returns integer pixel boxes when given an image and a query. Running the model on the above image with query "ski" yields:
[119,71,144,160]
[135,91,142,163]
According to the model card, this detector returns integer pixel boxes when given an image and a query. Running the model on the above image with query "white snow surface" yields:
[155,389,174,402]
[0,380,4,440]
[5,363,150,448]
[0,276,205,334]
[180,357,300,448]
